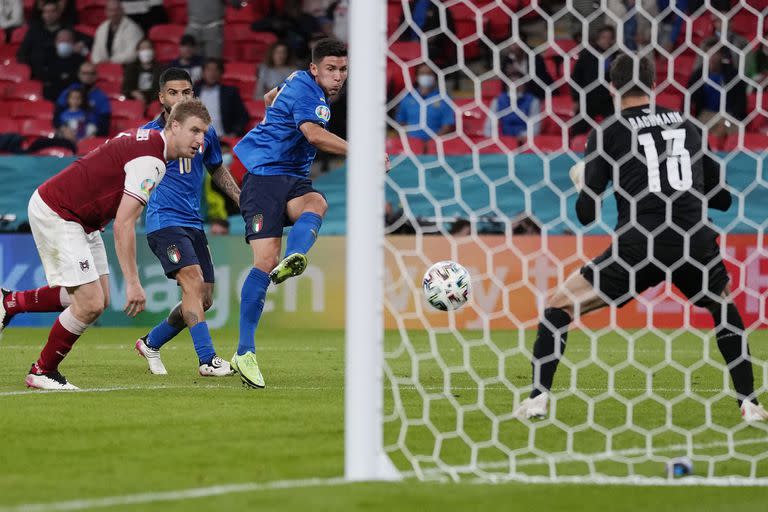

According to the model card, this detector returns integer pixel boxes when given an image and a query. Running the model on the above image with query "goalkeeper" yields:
[514,54,767,422]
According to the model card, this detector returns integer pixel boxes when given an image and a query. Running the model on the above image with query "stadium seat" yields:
[154,42,178,63]
[457,103,488,138]
[95,78,123,97]
[245,99,266,124]
[19,118,54,137]
[656,92,682,110]
[11,100,53,119]
[532,134,565,152]
[478,135,520,153]
[224,62,257,82]
[32,147,75,157]
[386,135,426,155]
[428,135,474,155]
[164,0,188,25]
[9,24,26,44]
[386,59,407,98]
[74,23,96,38]
[569,133,588,152]
[0,62,31,83]
[78,1,106,27]
[110,99,145,120]
[0,43,19,62]
[390,41,422,63]
[148,24,186,44]
[0,118,19,133]
[722,134,768,152]
[238,31,278,63]
[387,4,403,37]
[225,5,257,24]
[110,117,151,135]
[481,79,502,100]
[95,62,124,83]
[484,5,511,42]
[4,80,44,101]
[77,136,108,155]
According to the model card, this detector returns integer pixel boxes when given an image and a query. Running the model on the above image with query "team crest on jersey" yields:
[79,260,90,272]
[252,214,264,233]
[315,105,331,122]
[167,245,181,264]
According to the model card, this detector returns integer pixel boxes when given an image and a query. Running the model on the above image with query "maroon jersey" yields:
[38,128,168,233]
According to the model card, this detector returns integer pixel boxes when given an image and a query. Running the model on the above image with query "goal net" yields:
[373,0,768,484]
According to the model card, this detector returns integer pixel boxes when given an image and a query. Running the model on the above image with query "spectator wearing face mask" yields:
[42,28,86,100]
[122,38,162,104]
[17,0,68,80]
[395,64,455,141]
[91,0,144,64]
[501,41,552,100]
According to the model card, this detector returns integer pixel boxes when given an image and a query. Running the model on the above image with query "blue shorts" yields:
[240,173,323,242]
[146,226,215,283]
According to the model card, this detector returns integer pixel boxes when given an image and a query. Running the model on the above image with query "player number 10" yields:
[638,129,692,192]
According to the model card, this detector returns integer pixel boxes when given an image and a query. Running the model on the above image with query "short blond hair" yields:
[166,99,211,127]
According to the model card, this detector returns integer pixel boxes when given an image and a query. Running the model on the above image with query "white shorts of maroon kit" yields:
[28,190,110,288]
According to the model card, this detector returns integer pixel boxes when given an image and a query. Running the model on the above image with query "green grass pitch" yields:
[1,326,767,511]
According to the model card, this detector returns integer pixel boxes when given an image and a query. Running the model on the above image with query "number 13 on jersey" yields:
[638,128,693,192]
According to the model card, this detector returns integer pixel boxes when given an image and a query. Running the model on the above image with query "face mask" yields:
[138,49,154,64]
[417,74,435,89]
[222,153,233,166]
[56,42,73,58]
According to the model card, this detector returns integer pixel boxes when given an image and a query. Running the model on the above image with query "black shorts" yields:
[146,226,215,283]
[580,240,730,307]
[240,173,324,242]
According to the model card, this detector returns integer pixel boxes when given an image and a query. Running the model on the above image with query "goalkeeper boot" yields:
[199,356,234,377]
[231,351,265,388]
[513,393,549,420]
[25,363,78,390]
[741,401,768,422]
[135,336,168,375]
[269,253,307,285]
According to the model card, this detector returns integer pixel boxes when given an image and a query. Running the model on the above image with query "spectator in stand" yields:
[121,0,167,33]
[31,0,77,27]
[605,0,656,51]
[122,38,162,104]
[657,0,687,51]
[395,64,455,141]
[0,0,23,43]
[251,0,319,62]
[17,0,67,80]
[169,34,204,84]
[91,0,144,65]
[326,0,348,42]
[42,28,86,100]
[186,0,225,59]
[55,87,98,141]
[688,42,747,136]
[254,42,298,99]
[746,42,768,92]
[488,73,541,140]
[501,40,553,100]
[571,24,616,135]
[194,58,248,137]
[56,62,112,136]
[400,0,456,68]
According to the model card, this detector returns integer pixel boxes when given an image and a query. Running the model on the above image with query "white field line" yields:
[3,436,768,511]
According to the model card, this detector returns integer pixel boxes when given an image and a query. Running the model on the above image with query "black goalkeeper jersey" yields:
[575,104,729,245]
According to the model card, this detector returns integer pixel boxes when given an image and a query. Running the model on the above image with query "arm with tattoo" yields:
[209,164,241,207]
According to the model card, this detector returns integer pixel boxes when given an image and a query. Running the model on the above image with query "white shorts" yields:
[28,190,109,287]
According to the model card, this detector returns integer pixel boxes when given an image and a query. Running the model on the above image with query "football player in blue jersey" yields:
[231,38,376,388]
[134,68,242,377]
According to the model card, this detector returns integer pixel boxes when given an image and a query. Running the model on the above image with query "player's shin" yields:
[712,302,757,405]
[145,301,185,350]
[285,212,323,256]
[36,307,90,373]
[237,267,271,355]
[530,307,572,398]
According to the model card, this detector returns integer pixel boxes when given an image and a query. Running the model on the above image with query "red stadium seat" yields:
[532,135,565,152]
[77,136,109,155]
[390,41,422,63]
[19,118,54,137]
[387,4,403,37]
[238,31,277,63]
[74,23,96,38]
[95,79,123,97]
[79,4,106,27]
[0,43,19,62]
[0,62,31,83]
[32,147,75,157]
[11,100,53,119]
[225,5,256,24]
[569,133,588,152]
[224,62,258,82]
[110,99,145,119]
[245,99,266,124]
[110,117,150,135]
[10,24,26,44]
[164,0,188,25]
[148,24,186,44]
[4,80,44,101]
[722,134,768,152]
[478,136,520,153]
[656,92,682,110]
[0,117,19,133]
[457,103,487,138]
[95,62,124,83]
[386,135,426,155]
[154,42,178,63]
[481,79,502,100]
[428,136,473,155]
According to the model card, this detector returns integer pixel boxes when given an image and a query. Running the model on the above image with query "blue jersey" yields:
[234,70,330,178]
[144,115,223,233]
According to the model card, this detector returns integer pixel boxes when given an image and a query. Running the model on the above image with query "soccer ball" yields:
[422,260,472,311]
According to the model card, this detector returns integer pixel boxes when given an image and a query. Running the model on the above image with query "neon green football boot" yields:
[231,352,265,389]
[269,253,308,284]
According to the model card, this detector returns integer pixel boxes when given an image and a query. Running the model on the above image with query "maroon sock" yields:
[37,318,81,373]
[5,286,65,316]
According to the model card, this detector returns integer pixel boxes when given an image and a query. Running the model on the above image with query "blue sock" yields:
[238,267,270,356]
[189,321,216,365]
[146,320,183,350]
[285,212,322,256]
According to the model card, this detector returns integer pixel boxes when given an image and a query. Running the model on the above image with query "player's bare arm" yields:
[114,193,147,318]
[264,87,279,107]
[209,164,241,207]
[300,121,348,155]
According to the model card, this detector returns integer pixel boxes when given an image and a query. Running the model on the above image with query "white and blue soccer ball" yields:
[422,260,472,311]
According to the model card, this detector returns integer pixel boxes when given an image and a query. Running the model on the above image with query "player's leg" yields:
[270,186,328,285]
[0,285,71,334]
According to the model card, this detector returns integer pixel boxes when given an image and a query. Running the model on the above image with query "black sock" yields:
[530,307,572,398]
[713,303,756,406]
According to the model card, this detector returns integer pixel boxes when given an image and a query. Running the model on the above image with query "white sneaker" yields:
[135,337,168,375]
[741,401,768,422]
[25,366,79,390]
[513,393,549,420]
[199,356,234,377]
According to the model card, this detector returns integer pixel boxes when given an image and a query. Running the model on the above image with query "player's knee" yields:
[78,293,105,320]
[253,255,279,273]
